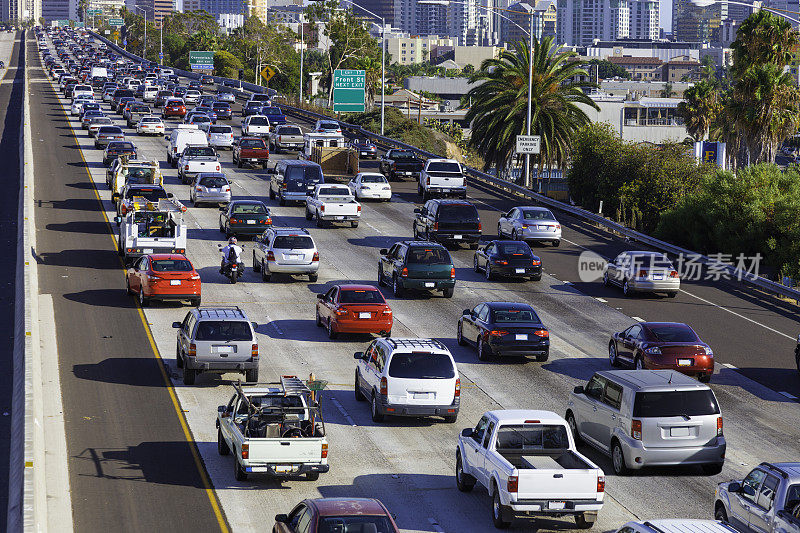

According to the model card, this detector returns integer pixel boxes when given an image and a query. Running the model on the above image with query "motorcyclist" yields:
[219,237,243,274]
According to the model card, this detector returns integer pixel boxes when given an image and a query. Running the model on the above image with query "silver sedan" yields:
[497,206,562,246]
[603,251,680,297]
[189,172,231,207]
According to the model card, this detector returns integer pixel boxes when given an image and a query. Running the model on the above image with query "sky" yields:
[661,0,673,32]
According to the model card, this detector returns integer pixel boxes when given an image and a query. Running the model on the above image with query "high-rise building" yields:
[41,0,73,22]
[416,0,448,36]
[134,0,174,26]
[557,0,660,46]
[350,0,395,26]
[630,0,658,39]
[503,1,557,44]
[448,0,479,45]
[672,0,727,41]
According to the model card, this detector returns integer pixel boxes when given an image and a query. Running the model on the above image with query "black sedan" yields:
[103,141,137,166]
[473,240,542,281]
[350,138,378,159]
[218,200,273,238]
[457,302,550,361]
[200,74,214,85]
[212,102,232,120]
[242,101,263,117]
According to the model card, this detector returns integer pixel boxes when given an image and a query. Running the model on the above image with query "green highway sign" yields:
[87,9,102,15]
[109,18,123,27]
[75,21,84,27]
[333,69,365,113]
[189,50,215,69]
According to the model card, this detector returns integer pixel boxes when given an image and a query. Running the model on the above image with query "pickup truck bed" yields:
[504,451,591,470]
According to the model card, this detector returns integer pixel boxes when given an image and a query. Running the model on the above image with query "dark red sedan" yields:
[273,498,399,533]
[315,284,392,339]
[608,322,714,382]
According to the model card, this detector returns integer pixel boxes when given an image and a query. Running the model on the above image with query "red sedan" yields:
[163,98,186,119]
[274,498,399,533]
[126,254,201,307]
[609,321,714,382]
[315,284,392,339]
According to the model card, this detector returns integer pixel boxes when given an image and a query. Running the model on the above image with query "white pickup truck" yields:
[114,196,188,265]
[216,378,329,482]
[305,184,361,228]
[457,410,605,529]
[177,145,221,184]
[419,158,467,200]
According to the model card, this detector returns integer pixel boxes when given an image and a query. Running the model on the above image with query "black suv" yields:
[413,199,481,249]
[378,240,456,298]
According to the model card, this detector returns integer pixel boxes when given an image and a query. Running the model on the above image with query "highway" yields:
[36,32,800,532]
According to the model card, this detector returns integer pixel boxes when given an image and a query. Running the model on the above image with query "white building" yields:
[557,0,658,46]
[386,35,455,65]
[630,0,658,40]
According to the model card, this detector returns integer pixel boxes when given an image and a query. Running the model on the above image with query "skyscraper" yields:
[556,0,656,46]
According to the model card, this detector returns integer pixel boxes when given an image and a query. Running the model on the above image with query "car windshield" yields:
[209,126,231,134]
[361,175,386,184]
[192,116,210,123]
[240,139,266,148]
[199,176,227,188]
[497,243,532,256]
[232,203,267,214]
[407,247,450,265]
[646,324,699,342]
[317,516,394,533]
[521,209,555,220]
[249,117,269,125]
[151,259,193,272]
[318,187,349,196]
[185,147,215,157]
[492,309,540,323]
[285,166,322,182]
[438,205,479,223]
[339,290,385,304]
[262,107,281,115]
[279,126,301,135]
[388,352,455,379]
[108,142,134,150]
[194,321,253,342]
[427,162,461,172]
[99,126,122,134]
[319,121,338,129]
[273,235,314,249]
[633,390,720,417]
[495,425,570,451]
[126,188,167,201]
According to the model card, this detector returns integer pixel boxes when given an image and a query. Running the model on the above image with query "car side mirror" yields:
[218,206,225,211]
[461,428,473,438]
[317,293,325,299]
[353,351,364,360]
[171,321,181,329]
[379,248,388,255]
[114,216,121,225]
[573,386,585,395]
[274,514,289,523]
[462,309,470,316]
[266,167,275,174]
[728,482,741,493]
[163,134,169,140]
[167,193,174,198]
[413,208,421,214]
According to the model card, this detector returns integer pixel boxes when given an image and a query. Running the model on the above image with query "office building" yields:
[630,0,658,40]
[351,0,396,27]
[503,0,557,44]
[416,0,449,36]
[134,0,174,26]
[585,39,706,61]
[557,0,663,46]
[387,35,455,64]
[672,0,727,41]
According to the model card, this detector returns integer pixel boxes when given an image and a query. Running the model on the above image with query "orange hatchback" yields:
[126,254,201,307]
[315,284,392,339]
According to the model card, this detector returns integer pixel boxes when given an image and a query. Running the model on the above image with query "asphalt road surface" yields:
[37,33,800,532]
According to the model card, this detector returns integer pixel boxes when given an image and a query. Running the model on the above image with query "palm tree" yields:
[660,82,676,98]
[464,37,598,182]
[731,10,798,78]
[677,80,721,141]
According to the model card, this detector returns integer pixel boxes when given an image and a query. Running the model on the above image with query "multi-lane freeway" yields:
[27,28,800,533]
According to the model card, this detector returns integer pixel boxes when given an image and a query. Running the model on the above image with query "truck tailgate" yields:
[249,438,324,463]
[320,199,359,216]
[518,467,598,500]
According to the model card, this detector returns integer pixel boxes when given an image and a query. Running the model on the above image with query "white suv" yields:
[252,227,319,282]
[353,338,460,424]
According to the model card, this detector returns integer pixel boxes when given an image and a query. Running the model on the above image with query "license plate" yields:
[442,188,450,193]
[548,501,565,510]
[539,225,549,230]
[274,465,292,473]
[246,220,256,224]
[515,268,525,274]
[424,282,435,288]
[515,334,528,340]
[678,358,692,366]
[359,312,371,319]
[453,235,462,239]
[413,392,431,399]
[336,216,344,220]
[170,280,181,286]
[652,274,663,280]
[361,151,368,155]
[214,345,234,353]
[143,248,153,254]
[670,427,690,437]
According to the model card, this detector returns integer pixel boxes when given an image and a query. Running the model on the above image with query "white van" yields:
[142,86,159,102]
[166,125,208,167]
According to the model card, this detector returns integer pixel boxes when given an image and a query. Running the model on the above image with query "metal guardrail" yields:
[88,31,800,303]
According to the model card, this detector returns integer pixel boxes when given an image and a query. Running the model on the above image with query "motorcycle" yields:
[218,244,244,284]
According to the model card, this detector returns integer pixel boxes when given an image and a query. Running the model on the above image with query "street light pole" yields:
[525,11,534,189]
[299,15,304,104]
[135,6,147,61]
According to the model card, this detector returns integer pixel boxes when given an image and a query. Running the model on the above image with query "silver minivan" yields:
[173,307,259,386]
[566,370,725,475]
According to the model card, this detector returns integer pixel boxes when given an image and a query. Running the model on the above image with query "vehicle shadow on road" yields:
[438,337,533,366]
[41,251,121,270]
[712,366,798,403]
[45,220,111,235]
[347,235,406,249]
[319,389,446,430]
[540,357,609,382]
[73,357,170,388]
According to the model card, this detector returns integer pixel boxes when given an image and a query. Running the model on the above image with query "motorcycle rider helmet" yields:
[228,237,237,244]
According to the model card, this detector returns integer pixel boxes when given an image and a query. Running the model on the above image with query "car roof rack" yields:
[759,462,789,479]
[385,338,446,351]
[196,306,245,319]
[274,227,310,235]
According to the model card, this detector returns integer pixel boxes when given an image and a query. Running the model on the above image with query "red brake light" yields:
[495,260,508,265]
[532,259,541,266]
[637,270,648,278]
[230,219,238,224]
[251,344,258,358]
[631,419,642,440]
[380,377,387,395]
[597,476,605,492]
[454,378,461,397]
[401,267,408,277]
[312,252,319,262]
[507,475,518,493]
[433,222,438,231]
[489,330,508,336]
[670,270,679,278]
[357,205,361,212]
[717,417,723,436]
[478,222,482,231]
[267,251,275,261]
[188,343,196,356]
[450,267,455,279]
[534,329,549,338]
[241,443,249,459]
[265,217,272,224]
[321,443,328,459]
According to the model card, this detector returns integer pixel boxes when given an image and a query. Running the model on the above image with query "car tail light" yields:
[433,222,438,231]
[321,443,328,459]
[631,419,642,440]
[478,222,482,231]
[320,205,325,213]
[357,205,361,212]
[450,267,456,279]
[312,252,320,262]
[597,476,605,492]
[189,274,200,280]
[495,260,508,265]
[637,270,648,278]
[188,343,196,357]
[455,378,461,397]
[382,308,392,315]
[401,267,408,277]
[670,270,679,278]
[426,176,430,185]
[230,219,238,224]
[717,417,723,437]
[507,476,518,493]
[195,187,202,191]
[489,330,508,337]
[265,217,272,225]
[223,186,230,192]
[644,346,661,354]
[281,183,287,189]
[267,251,275,261]
[241,443,249,459]
[147,274,160,281]
[532,259,541,266]
[335,308,348,316]
[380,377,387,395]
[534,329,549,338]
[216,165,220,171]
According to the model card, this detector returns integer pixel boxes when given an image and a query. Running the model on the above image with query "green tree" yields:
[677,79,722,141]
[464,37,598,180]
[214,50,243,79]
[660,82,676,98]
[585,58,630,80]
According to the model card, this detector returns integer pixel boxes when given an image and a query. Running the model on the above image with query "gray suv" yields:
[566,370,725,475]
[172,307,259,385]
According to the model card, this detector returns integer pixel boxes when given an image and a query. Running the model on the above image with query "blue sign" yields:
[123,38,127,46]
[702,141,718,164]
[159,52,163,59]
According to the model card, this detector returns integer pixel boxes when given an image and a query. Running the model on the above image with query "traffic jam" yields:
[36,26,800,533]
